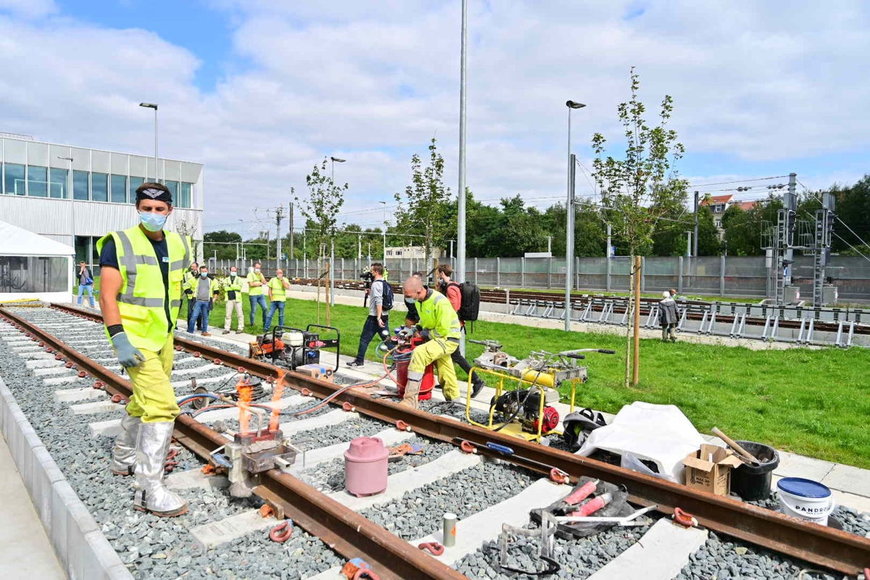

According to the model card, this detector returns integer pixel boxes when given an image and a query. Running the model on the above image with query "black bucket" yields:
[730,440,780,501]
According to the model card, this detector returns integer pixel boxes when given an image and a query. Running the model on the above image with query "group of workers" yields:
[180,262,291,335]
[349,261,484,409]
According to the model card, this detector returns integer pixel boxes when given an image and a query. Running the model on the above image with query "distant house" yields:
[701,194,757,239]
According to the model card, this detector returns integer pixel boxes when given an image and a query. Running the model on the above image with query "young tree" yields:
[591,67,689,387]
[295,158,348,260]
[394,138,453,267]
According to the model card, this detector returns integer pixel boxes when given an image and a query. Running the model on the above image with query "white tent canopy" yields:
[0,219,75,303]
[0,220,75,257]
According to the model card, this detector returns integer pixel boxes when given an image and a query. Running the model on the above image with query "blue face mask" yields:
[200,272,208,278]
[138,211,168,232]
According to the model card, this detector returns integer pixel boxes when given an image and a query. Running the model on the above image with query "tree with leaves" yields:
[294,158,348,260]
[394,138,453,268]
[591,67,689,387]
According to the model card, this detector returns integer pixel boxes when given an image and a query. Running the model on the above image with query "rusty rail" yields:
[0,306,463,580]
[27,304,870,574]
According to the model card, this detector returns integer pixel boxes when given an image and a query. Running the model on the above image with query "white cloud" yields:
[1,1,868,237]
[0,0,56,19]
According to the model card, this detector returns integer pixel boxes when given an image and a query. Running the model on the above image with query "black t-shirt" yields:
[100,235,173,333]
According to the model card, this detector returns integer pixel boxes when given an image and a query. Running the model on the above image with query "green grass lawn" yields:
[199,295,870,469]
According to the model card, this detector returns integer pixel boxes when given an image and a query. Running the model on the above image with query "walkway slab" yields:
[775,450,835,482]
[588,519,708,580]
[327,450,481,511]
[821,463,870,498]
[292,428,414,473]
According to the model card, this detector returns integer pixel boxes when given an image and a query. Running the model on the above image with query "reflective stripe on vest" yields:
[98,226,189,351]
[419,291,462,340]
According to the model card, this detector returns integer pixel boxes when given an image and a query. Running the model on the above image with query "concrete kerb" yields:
[0,376,132,580]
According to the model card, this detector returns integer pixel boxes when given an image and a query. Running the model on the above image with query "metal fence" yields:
[205,254,870,301]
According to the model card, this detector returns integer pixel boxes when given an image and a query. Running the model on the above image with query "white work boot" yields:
[110,414,141,475]
[400,378,421,409]
[133,422,188,517]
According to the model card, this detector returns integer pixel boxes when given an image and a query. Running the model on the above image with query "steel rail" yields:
[0,306,463,580]
[46,304,870,574]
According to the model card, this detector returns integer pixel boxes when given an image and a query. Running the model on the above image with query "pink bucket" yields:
[344,437,388,497]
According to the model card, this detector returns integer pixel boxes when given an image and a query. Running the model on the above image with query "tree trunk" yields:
[632,255,642,386]
[623,255,634,389]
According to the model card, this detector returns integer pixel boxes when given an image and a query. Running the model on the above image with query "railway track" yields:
[297,279,870,337]
[0,303,867,579]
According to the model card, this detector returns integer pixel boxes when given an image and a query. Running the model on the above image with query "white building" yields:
[384,245,441,259]
[0,133,204,265]
[0,220,74,302]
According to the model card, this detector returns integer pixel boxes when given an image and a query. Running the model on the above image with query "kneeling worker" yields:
[98,181,191,517]
[401,276,462,408]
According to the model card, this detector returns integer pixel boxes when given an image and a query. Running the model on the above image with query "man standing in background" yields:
[222,266,244,334]
[76,261,96,308]
[265,268,290,328]
[348,263,391,367]
[247,262,267,328]
[188,265,220,336]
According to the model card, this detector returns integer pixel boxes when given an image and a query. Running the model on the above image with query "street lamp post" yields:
[329,156,346,183]
[565,100,586,332]
[58,155,76,263]
[328,157,345,305]
[139,102,159,182]
[379,201,388,265]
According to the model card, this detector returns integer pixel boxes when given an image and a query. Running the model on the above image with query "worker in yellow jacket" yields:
[246,262,267,327]
[265,268,290,328]
[401,276,462,408]
[98,182,191,517]
[221,266,245,333]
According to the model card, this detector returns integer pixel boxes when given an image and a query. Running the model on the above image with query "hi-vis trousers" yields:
[405,337,459,404]
[125,333,180,423]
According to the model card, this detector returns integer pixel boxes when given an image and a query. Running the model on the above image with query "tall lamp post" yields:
[139,102,159,182]
[564,100,586,332]
[379,201,388,265]
[328,157,345,306]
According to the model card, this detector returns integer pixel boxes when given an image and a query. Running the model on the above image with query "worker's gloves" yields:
[111,332,145,368]
[419,329,431,342]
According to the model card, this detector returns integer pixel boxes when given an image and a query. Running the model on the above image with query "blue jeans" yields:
[265,300,285,329]
[77,284,95,308]
[189,300,211,333]
[249,294,267,326]
[354,314,389,363]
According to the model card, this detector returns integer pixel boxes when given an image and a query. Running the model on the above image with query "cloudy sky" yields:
[1,0,868,237]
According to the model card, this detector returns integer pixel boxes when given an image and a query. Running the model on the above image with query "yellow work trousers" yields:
[409,338,459,400]
[125,333,180,423]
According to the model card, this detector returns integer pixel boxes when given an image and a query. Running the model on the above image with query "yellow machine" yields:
[464,342,615,442]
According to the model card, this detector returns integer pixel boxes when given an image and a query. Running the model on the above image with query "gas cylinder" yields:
[393,337,434,401]
[344,437,388,497]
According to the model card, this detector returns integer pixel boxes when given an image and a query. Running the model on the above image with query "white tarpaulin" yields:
[576,401,706,483]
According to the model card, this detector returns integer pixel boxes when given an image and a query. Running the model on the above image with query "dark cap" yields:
[135,182,172,204]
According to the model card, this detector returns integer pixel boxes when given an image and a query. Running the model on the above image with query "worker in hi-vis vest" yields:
[401,276,462,408]
[98,182,191,517]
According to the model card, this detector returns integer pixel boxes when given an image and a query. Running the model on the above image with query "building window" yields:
[27,165,48,197]
[180,182,192,208]
[165,181,179,206]
[73,170,89,200]
[111,174,127,203]
[91,172,108,202]
[49,168,68,198]
[3,163,25,195]
[129,176,144,200]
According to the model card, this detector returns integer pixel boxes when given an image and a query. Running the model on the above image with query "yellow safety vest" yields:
[97,226,190,351]
[247,271,266,296]
[222,275,243,293]
[268,277,287,302]
[417,290,461,340]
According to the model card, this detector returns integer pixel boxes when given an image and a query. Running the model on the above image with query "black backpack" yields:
[448,281,480,322]
[378,280,394,311]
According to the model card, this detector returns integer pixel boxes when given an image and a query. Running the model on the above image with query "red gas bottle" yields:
[393,335,435,401]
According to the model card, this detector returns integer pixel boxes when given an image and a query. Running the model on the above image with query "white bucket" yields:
[776,477,835,526]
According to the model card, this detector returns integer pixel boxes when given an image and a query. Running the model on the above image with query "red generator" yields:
[392,336,435,401]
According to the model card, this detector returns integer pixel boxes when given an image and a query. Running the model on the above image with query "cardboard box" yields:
[683,444,743,495]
